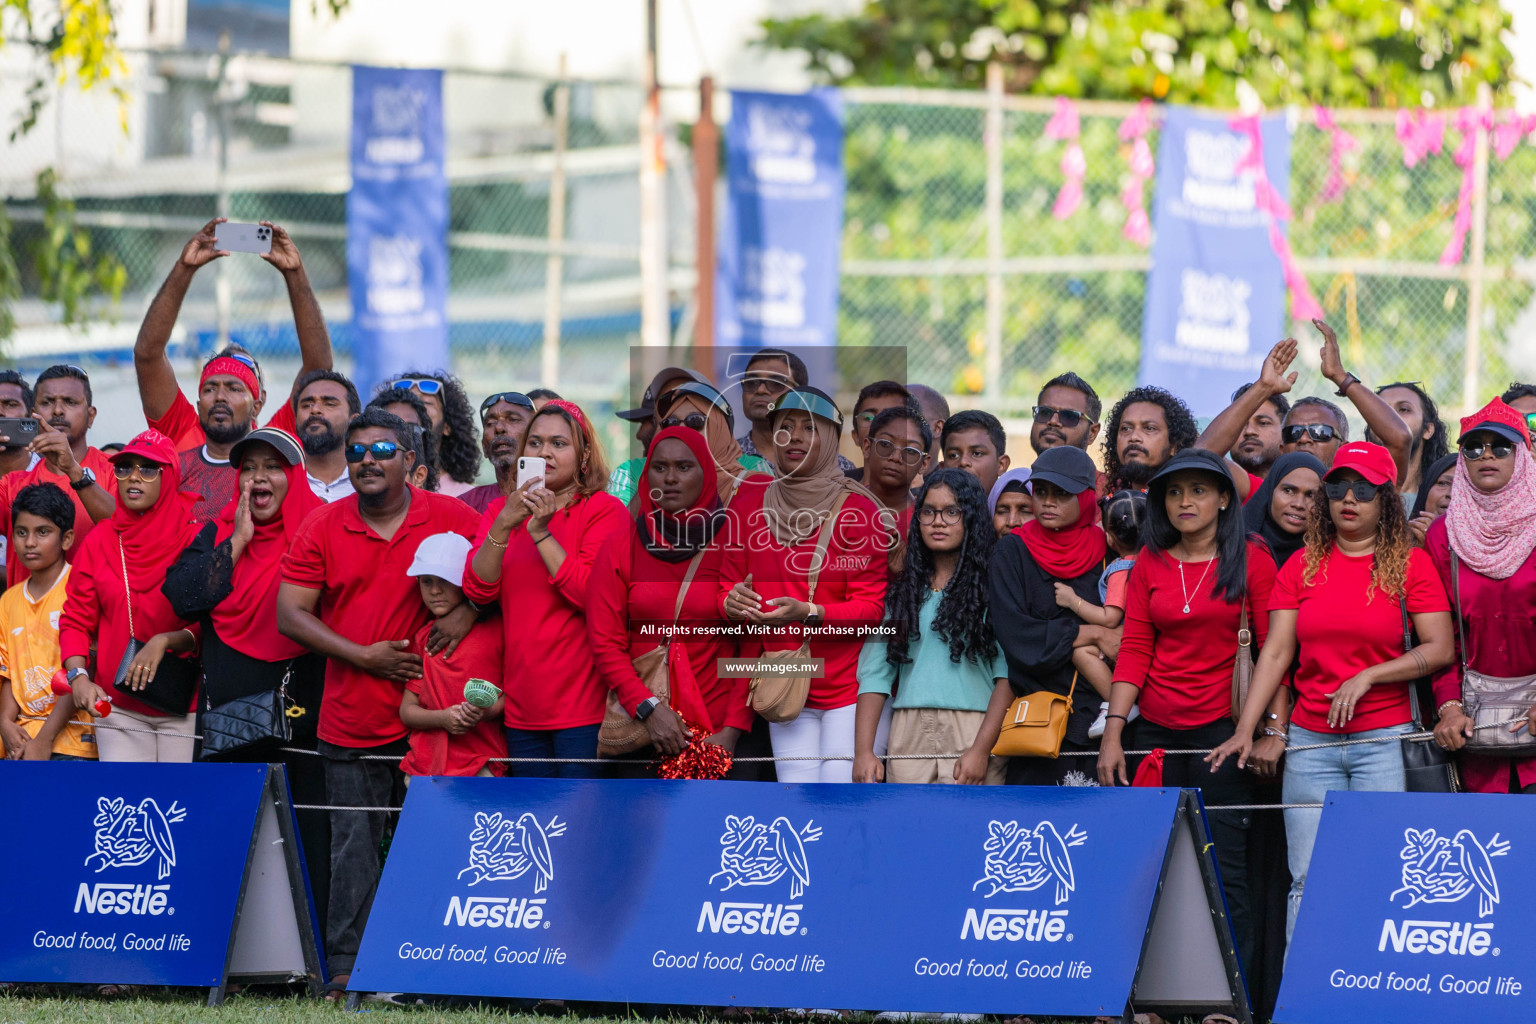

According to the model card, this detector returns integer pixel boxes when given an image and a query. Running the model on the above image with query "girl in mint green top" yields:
[853,468,1013,785]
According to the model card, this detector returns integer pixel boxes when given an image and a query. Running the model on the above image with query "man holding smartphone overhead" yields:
[133,217,336,523]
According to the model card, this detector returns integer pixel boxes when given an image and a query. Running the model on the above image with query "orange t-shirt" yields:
[0,564,95,758]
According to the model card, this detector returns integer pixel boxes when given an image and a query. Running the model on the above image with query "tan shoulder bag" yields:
[596,550,705,757]
[749,493,850,724]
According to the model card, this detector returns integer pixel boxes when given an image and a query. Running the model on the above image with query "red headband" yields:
[201,356,260,396]
[542,399,588,433]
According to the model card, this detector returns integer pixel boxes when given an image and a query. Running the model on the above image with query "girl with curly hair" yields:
[853,468,1010,786]
[1209,441,1454,948]
[387,371,482,496]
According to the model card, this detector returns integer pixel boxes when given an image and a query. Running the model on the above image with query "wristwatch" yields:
[1334,372,1361,397]
[66,667,90,684]
[70,468,96,492]
[803,604,824,628]
[635,696,661,721]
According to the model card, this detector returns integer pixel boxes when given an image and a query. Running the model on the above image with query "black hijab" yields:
[1410,453,1458,519]
[1243,451,1327,570]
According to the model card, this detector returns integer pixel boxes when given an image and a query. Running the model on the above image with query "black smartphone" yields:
[0,417,40,448]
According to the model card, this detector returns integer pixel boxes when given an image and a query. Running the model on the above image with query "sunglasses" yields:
[391,378,442,395]
[1460,439,1517,461]
[480,391,534,416]
[345,441,401,463]
[917,505,962,525]
[1323,479,1383,503]
[1032,405,1087,429]
[226,353,258,371]
[872,437,925,466]
[742,375,792,395]
[1283,423,1339,444]
[1523,411,1536,443]
[661,413,708,432]
[112,461,164,479]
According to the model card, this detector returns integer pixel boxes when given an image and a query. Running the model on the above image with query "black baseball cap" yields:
[617,367,708,422]
[1147,448,1234,493]
[1029,445,1097,495]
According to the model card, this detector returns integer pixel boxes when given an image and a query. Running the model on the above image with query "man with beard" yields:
[134,218,335,522]
[0,371,38,481]
[461,392,537,515]
[1102,385,1200,493]
[1030,372,1102,457]
[292,370,361,502]
[277,408,479,994]
[0,365,117,585]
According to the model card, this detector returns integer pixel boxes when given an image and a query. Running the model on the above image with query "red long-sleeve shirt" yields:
[714,485,889,711]
[462,490,628,731]
[586,530,753,734]
[1114,539,1277,731]
[60,524,199,717]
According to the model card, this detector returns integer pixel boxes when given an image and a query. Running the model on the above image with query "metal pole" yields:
[1460,81,1492,416]
[214,31,232,350]
[639,0,670,350]
[691,76,717,377]
[983,62,1004,401]
[542,54,569,389]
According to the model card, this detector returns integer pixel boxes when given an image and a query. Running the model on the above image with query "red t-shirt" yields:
[462,490,629,731]
[1114,540,1277,730]
[150,389,298,454]
[714,484,890,711]
[281,488,481,748]
[1243,470,1263,505]
[0,448,119,587]
[586,530,753,735]
[400,617,507,777]
[1271,545,1449,735]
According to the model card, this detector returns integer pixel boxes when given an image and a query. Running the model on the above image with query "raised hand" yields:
[180,217,229,270]
[1259,337,1300,395]
[260,222,303,274]
[1313,318,1346,387]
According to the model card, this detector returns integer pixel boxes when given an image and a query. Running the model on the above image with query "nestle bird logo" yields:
[1392,827,1509,918]
[458,811,567,890]
[973,819,1086,904]
[86,796,185,881]
[710,815,821,900]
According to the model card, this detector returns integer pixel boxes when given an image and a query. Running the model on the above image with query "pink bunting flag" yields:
[1229,114,1323,322]
[1044,97,1085,220]
[1118,99,1156,247]
[1440,106,1491,266]
[1395,109,1446,168]
[1314,106,1358,202]
[1493,113,1536,161]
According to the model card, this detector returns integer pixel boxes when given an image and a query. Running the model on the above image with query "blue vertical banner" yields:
[716,90,845,351]
[347,66,449,397]
[1139,108,1290,415]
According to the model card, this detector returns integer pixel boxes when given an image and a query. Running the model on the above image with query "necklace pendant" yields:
[1182,603,1191,614]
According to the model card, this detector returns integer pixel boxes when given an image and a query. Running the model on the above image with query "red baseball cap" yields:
[1325,440,1397,487]
[108,428,178,468]
[1459,397,1529,450]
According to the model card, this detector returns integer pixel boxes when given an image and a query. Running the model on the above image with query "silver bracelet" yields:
[1262,727,1288,740]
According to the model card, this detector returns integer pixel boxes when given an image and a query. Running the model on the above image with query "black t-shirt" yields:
[178,448,237,525]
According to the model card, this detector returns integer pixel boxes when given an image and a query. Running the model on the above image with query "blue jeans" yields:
[506,724,602,779]
[1282,721,1413,948]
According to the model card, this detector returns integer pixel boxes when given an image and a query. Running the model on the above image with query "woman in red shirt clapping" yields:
[1098,447,1275,971]
[719,388,892,783]
[464,400,628,778]
[1210,441,1453,949]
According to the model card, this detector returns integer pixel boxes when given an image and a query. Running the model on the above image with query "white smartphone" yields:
[216,221,273,255]
[516,457,547,489]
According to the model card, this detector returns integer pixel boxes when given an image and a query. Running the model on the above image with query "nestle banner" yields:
[352,781,1239,1016]
[0,762,267,986]
[715,89,845,350]
[347,65,450,398]
[1139,107,1290,416]
[1276,791,1536,1024]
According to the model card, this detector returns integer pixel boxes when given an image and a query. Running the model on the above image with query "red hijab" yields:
[636,426,726,563]
[211,433,325,660]
[108,430,201,606]
[1014,489,1106,579]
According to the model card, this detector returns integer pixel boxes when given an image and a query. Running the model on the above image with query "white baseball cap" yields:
[406,532,473,587]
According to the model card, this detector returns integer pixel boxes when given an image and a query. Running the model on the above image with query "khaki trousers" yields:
[886,707,1006,785]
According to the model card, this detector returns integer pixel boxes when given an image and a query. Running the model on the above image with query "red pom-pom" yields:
[656,717,733,780]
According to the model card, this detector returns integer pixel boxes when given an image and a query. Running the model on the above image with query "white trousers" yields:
[769,702,891,783]
[94,706,195,763]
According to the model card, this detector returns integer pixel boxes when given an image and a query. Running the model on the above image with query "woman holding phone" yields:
[464,400,628,777]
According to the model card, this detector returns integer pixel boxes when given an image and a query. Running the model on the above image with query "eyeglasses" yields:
[917,505,963,524]
[1032,405,1087,429]
[1460,439,1517,461]
[741,374,792,395]
[480,392,534,417]
[1283,423,1339,444]
[345,441,401,463]
[872,437,925,466]
[661,413,708,432]
[1323,479,1383,503]
[112,461,163,479]
[391,378,443,395]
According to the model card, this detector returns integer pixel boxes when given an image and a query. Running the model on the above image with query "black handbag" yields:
[201,667,294,759]
[113,537,198,716]
[1400,599,1460,793]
